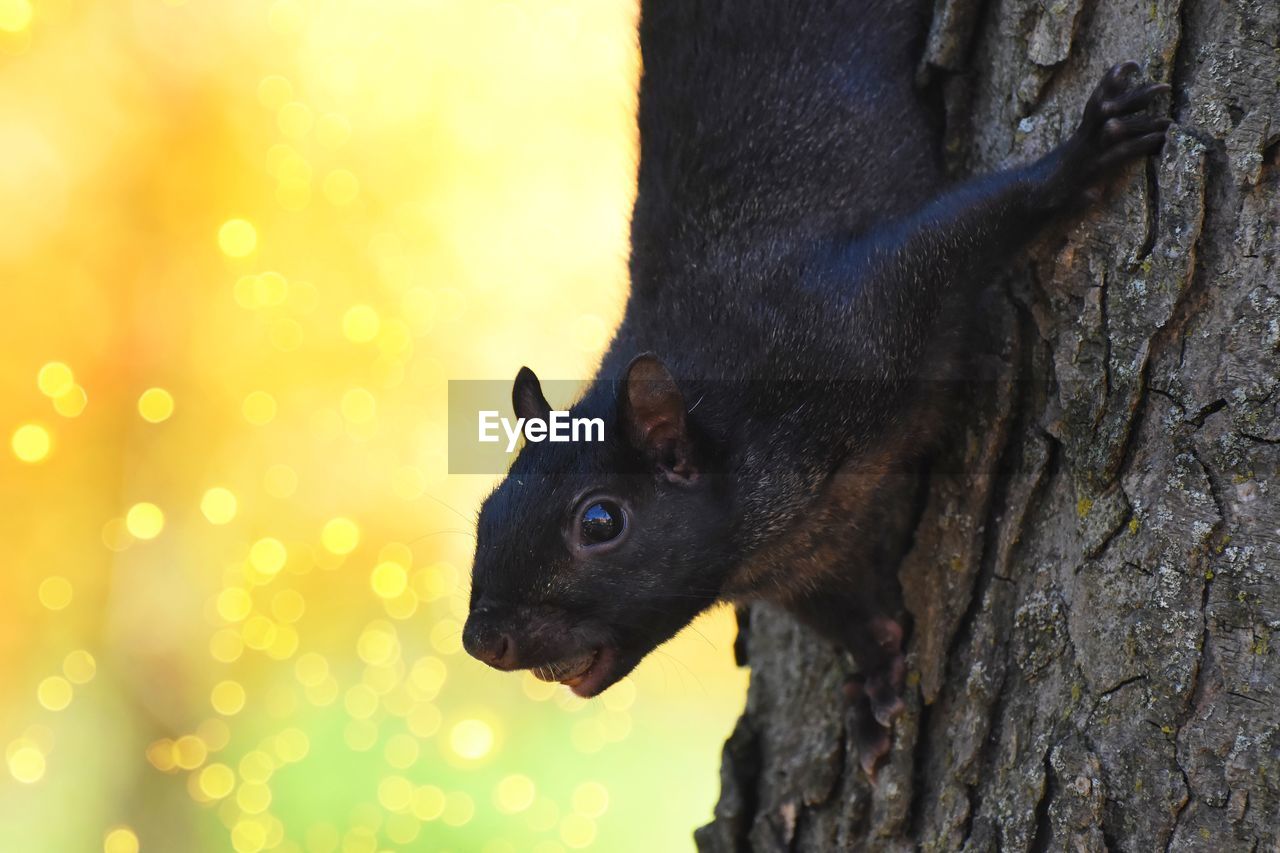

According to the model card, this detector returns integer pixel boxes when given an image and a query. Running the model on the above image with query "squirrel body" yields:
[464,0,1170,774]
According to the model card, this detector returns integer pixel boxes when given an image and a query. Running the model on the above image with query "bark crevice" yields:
[698,0,1279,849]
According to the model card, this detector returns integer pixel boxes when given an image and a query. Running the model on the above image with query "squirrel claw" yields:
[1101,81,1171,117]
[1100,59,1141,94]
[872,694,906,728]
[844,675,895,780]
[842,629,906,780]
[1035,60,1172,211]
[1078,61,1172,172]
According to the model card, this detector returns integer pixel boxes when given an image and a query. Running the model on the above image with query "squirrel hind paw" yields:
[843,672,903,781]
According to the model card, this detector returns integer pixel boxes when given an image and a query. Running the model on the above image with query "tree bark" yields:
[696,0,1279,849]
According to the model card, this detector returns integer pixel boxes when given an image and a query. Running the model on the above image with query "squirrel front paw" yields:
[1075,61,1172,173]
[1037,60,1172,210]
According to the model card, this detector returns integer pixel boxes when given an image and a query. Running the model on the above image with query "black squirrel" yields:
[462,0,1170,776]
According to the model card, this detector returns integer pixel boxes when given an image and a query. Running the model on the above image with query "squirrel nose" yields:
[463,609,518,671]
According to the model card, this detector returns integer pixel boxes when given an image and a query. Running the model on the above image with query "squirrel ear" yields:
[620,353,696,482]
[512,366,551,422]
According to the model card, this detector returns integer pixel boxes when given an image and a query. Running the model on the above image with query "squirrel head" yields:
[463,353,733,697]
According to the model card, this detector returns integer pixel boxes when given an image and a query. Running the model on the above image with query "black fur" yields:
[464,0,1169,775]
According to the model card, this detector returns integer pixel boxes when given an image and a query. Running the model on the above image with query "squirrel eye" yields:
[580,501,623,544]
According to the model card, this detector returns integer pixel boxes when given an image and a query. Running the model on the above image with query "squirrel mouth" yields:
[529,646,619,696]
[531,650,599,685]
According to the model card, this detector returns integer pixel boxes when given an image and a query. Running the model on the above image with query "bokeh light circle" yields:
[125,503,165,540]
[200,487,238,524]
[103,828,139,853]
[320,517,360,554]
[218,219,258,257]
[11,423,51,463]
[38,576,72,610]
[137,388,174,423]
[37,362,73,397]
[449,719,495,762]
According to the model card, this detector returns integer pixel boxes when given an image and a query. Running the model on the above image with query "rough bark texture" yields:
[696,0,1279,850]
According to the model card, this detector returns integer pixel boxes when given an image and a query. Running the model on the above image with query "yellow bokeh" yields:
[63,650,97,684]
[37,362,74,398]
[173,734,208,770]
[52,384,88,418]
[409,656,447,699]
[571,782,610,818]
[216,587,253,622]
[601,679,636,712]
[241,271,289,308]
[236,780,272,814]
[450,719,495,762]
[200,487,238,524]
[218,219,258,258]
[320,517,360,554]
[37,676,73,711]
[11,423,51,463]
[344,683,378,719]
[561,814,597,849]
[103,828,139,853]
[230,819,266,853]
[137,388,174,423]
[293,653,328,686]
[274,728,309,763]
[496,774,537,813]
[342,305,380,343]
[370,561,408,598]
[0,0,32,33]
[146,739,176,773]
[270,589,305,623]
[197,719,231,752]
[339,388,376,424]
[125,502,165,539]
[241,613,275,647]
[238,750,275,783]
[198,763,235,800]
[8,745,45,784]
[38,576,73,610]
[430,618,464,655]
[248,537,287,575]
[101,519,133,551]
[413,785,446,821]
[378,774,414,811]
[0,2,749,850]
[356,623,397,665]
[383,732,419,769]
[211,680,247,716]
[442,790,476,827]
[241,391,277,426]
[209,628,243,662]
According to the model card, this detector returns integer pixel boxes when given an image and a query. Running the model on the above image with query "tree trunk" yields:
[695,0,1279,849]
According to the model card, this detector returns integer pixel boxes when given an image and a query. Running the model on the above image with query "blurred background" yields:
[0,1,747,850]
